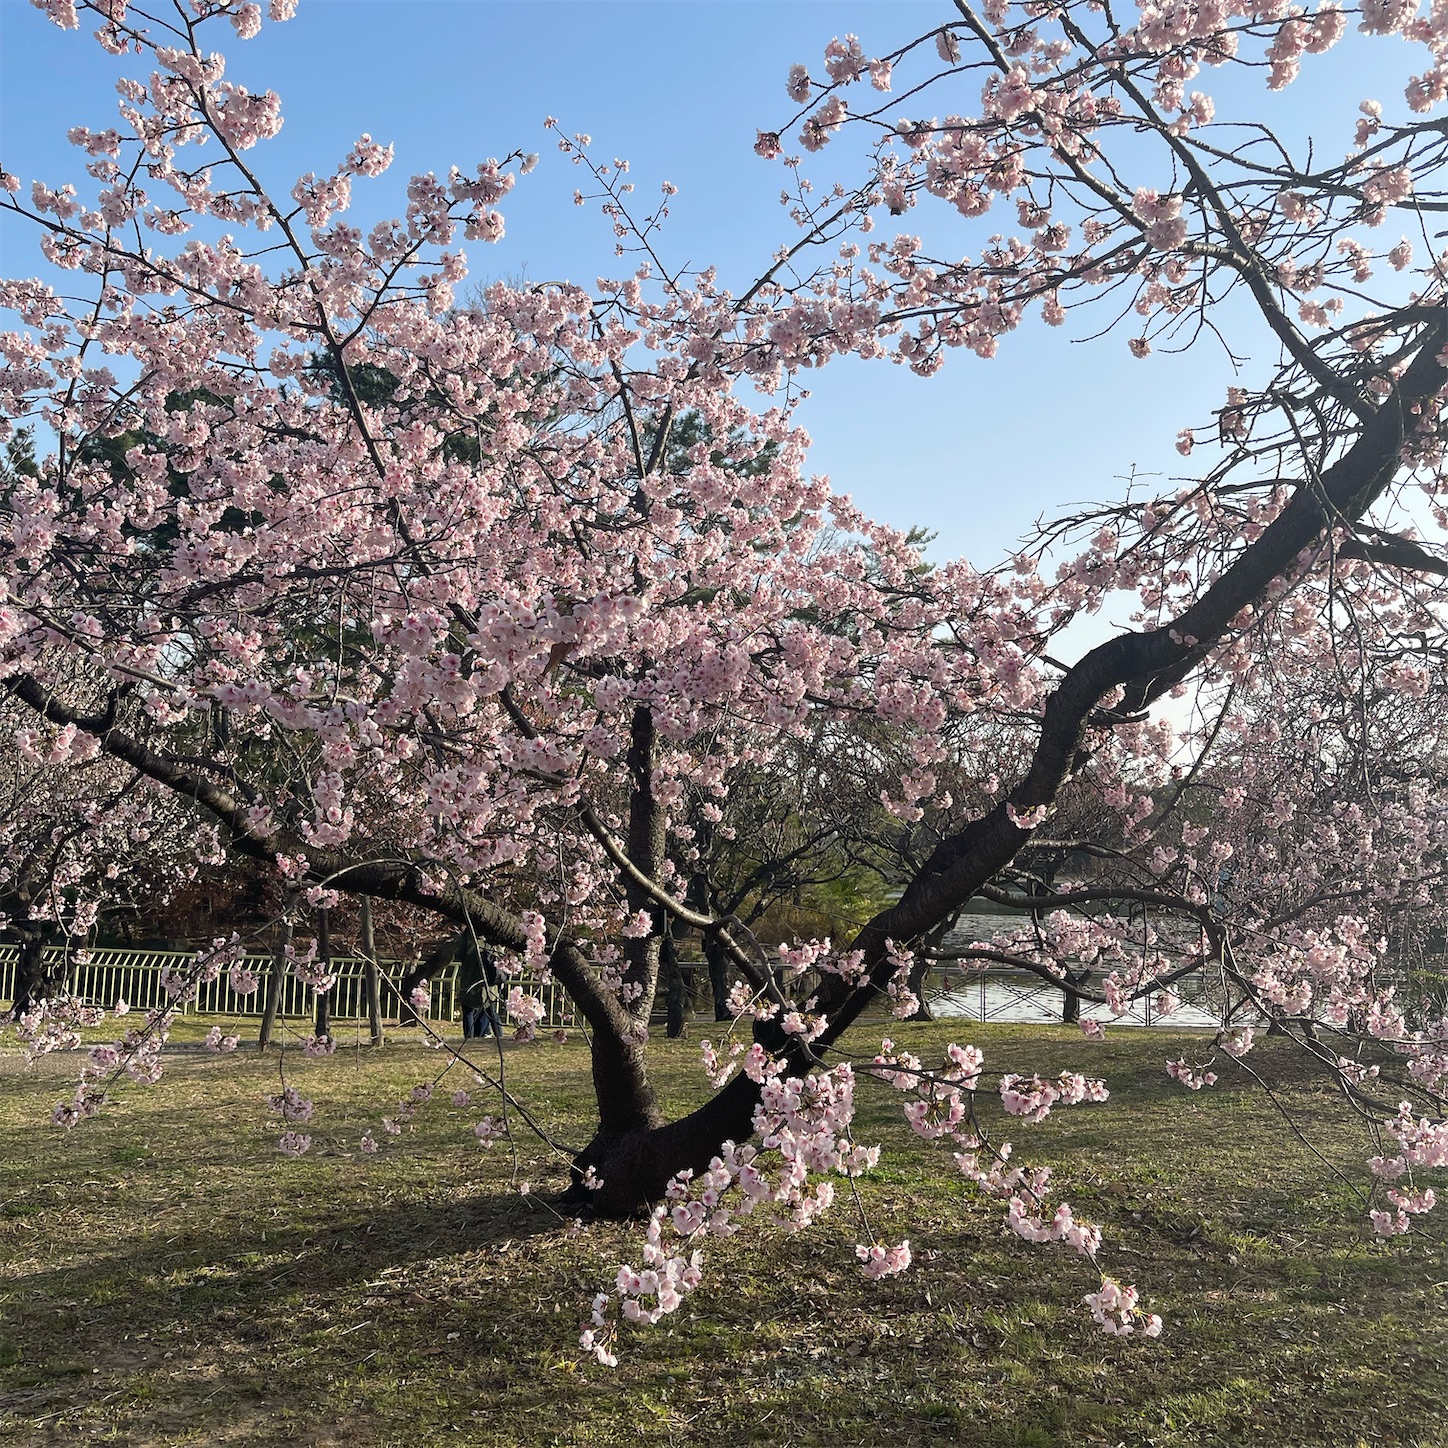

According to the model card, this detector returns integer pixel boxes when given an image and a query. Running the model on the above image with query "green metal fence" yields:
[0,945,573,1029]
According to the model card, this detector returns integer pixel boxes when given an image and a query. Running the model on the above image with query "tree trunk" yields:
[903,953,936,1021]
[688,870,736,1022]
[562,710,677,1210]
[569,1040,772,1217]
[620,706,667,1024]
[1061,969,1087,1024]
[663,926,686,1039]
[703,933,733,1021]
[258,918,288,1050]
[397,932,461,1026]
[568,1028,669,1216]
[360,897,383,1047]
[313,908,332,1042]
[902,914,958,1022]
[11,936,54,1016]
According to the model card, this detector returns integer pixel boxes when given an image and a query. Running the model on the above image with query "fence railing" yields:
[0,945,574,1029]
[927,965,1232,1028]
[0,943,1270,1035]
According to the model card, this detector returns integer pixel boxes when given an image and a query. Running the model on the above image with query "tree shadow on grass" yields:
[0,1180,583,1446]
[1,1032,1444,1447]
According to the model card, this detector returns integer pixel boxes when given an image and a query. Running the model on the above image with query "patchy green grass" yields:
[0,1020,1444,1447]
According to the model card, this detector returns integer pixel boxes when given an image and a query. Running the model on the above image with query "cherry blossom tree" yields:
[0,428,200,1011]
[0,711,196,1013]
[3,0,1448,1355]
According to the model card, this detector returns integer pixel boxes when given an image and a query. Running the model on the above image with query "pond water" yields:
[928,912,1231,1030]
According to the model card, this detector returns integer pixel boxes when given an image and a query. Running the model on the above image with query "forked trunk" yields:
[568,1044,766,1218]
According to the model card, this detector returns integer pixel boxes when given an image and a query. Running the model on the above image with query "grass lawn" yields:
[0,1018,1444,1447]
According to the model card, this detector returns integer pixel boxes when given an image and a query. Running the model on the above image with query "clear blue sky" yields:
[0,0,1423,575]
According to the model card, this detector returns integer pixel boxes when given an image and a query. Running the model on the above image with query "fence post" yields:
[361,897,384,1047]
[258,917,289,1050]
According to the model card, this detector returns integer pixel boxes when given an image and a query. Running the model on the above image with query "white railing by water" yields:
[0,944,573,1029]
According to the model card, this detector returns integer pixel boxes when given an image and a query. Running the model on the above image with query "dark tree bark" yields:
[11,934,56,1016]
[703,931,733,1021]
[1061,968,1089,1025]
[397,931,462,1026]
[662,925,686,1039]
[257,917,288,1050]
[687,871,736,1022]
[360,896,383,1047]
[567,707,674,1202]
[313,908,332,1042]
[903,913,960,1022]
[619,706,667,1025]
